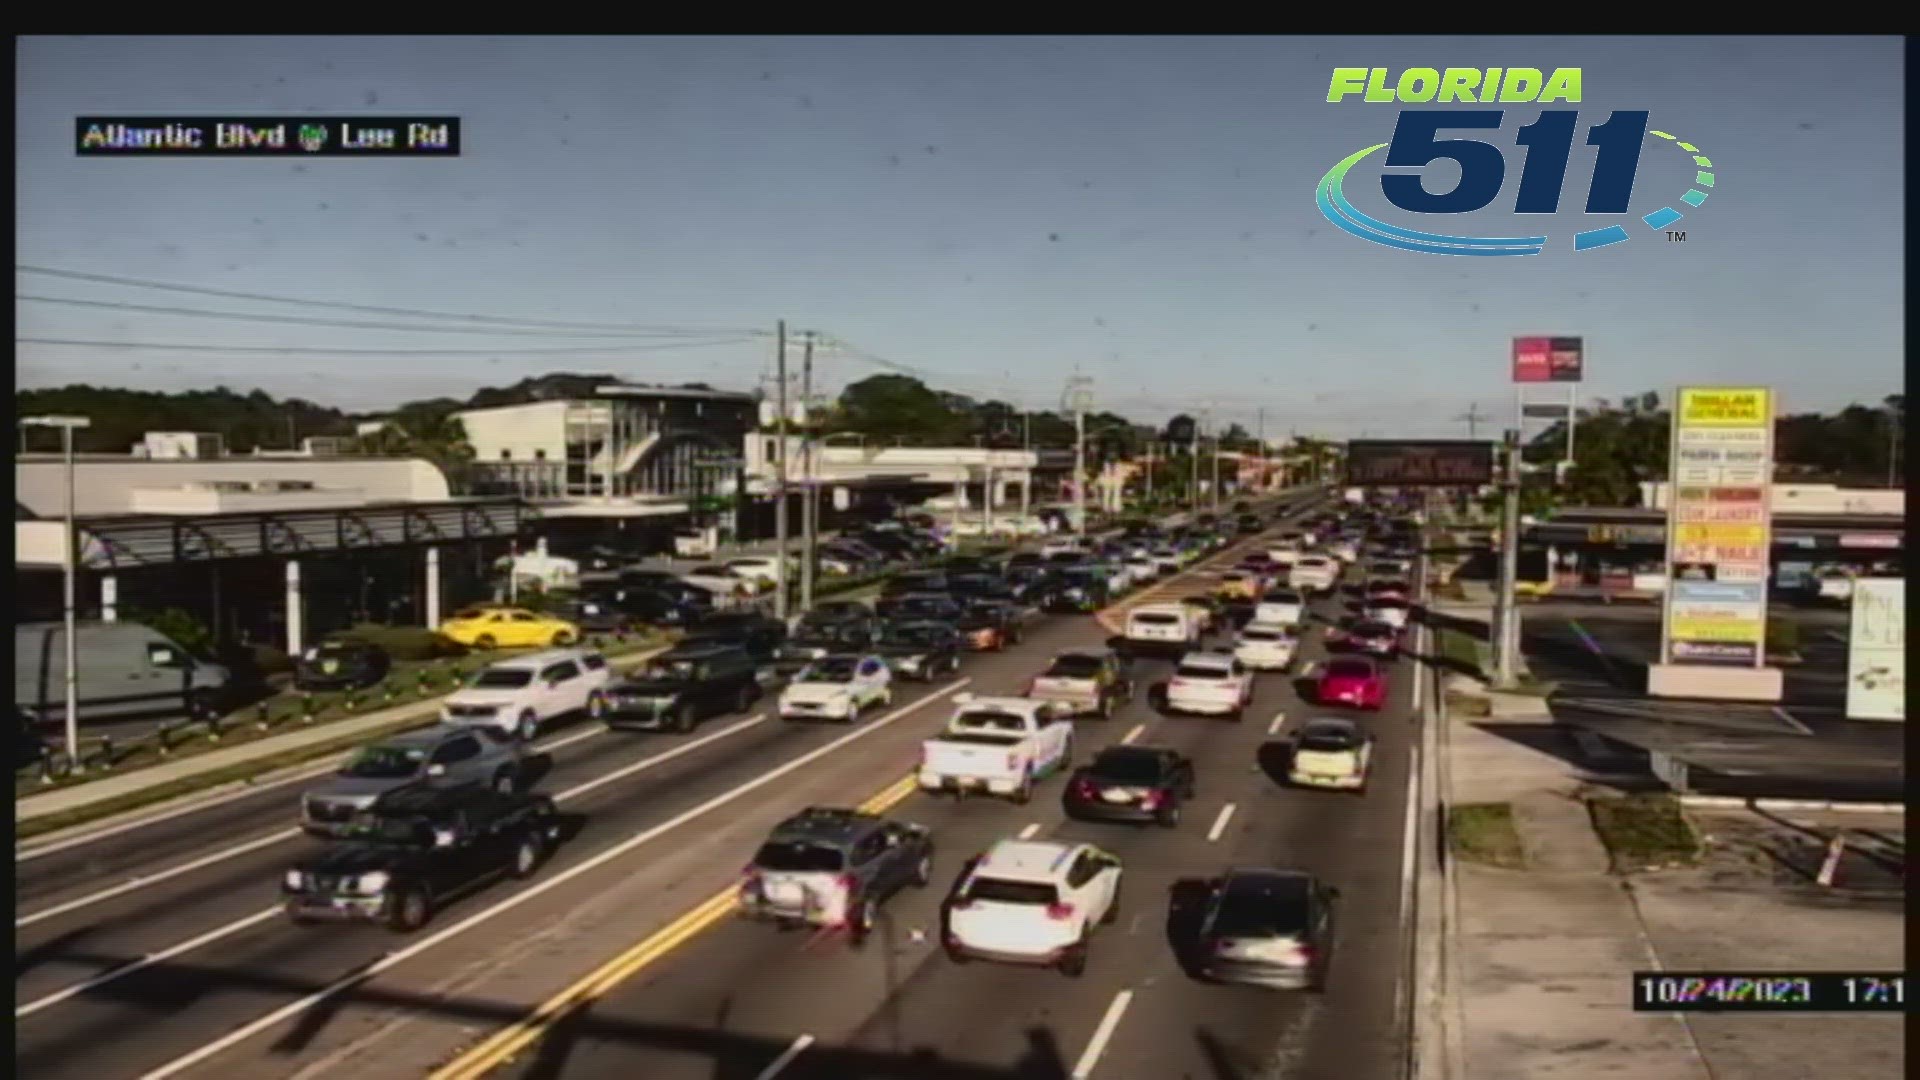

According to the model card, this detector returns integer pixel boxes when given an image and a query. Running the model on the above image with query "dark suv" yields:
[605,644,763,733]
[737,806,935,941]
[281,785,563,932]
[293,640,392,692]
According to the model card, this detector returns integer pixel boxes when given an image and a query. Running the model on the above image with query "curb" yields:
[1678,795,1905,815]
[15,642,676,850]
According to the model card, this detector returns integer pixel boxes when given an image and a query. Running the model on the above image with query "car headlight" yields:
[284,870,305,890]
[900,656,922,669]
[357,871,390,895]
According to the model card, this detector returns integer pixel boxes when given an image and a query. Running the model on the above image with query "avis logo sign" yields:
[1318,67,1716,256]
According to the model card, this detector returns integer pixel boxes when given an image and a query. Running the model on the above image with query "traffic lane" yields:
[11,610,1121,1080]
[486,656,1294,1080]
[491,600,1370,1080]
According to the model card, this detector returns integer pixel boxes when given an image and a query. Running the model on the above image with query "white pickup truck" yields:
[917,695,1075,805]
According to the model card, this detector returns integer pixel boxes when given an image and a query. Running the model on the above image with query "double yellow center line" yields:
[430,772,921,1079]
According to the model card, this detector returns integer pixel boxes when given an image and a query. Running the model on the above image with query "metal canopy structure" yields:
[59,498,536,570]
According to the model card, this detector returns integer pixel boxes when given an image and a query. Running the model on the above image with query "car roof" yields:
[767,806,883,845]
[377,723,479,749]
[1325,657,1378,674]
[1177,651,1236,670]
[1130,602,1190,616]
[372,783,503,817]
[977,839,1082,882]
[486,647,598,670]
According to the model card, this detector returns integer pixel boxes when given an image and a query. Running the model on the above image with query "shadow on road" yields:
[1254,741,1295,790]
[1164,877,1214,979]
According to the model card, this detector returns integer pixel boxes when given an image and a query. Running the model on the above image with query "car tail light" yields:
[1170,678,1188,688]
[1141,790,1163,809]
[1071,778,1097,798]
[836,873,857,896]
[1212,938,1234,954]
[1024,678,1037,695]
[919,746,929,767]
[1293,943,1317,966]
[1045,902,1076,921]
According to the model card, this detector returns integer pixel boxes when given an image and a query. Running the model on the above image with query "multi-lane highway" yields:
[16,496,1428,1080]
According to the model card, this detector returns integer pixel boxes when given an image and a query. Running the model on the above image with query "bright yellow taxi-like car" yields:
[438,606,582,650]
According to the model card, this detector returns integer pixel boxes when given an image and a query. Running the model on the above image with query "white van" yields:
[1123,603,1202,657]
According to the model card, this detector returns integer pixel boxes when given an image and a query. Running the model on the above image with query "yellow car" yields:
[1215,572,1260,601]
[438,606,582,650]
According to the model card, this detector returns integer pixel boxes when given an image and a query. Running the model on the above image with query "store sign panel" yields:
[1846,578,1904,720]
[1662,387,1774,669]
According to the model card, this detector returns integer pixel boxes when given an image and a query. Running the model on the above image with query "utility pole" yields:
[1189,415,1203,511]
[772,321,789,622]
[1145,441,1155,504]
[1459,403,1484,441]
[1490,428,1522,687]
[799,332,816,612]
[1256,406,1267,493]
[1209,414,1222,512]
[1066,375,1094,538]
[1020,407,1032,523]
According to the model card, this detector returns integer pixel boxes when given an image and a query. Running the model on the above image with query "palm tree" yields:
[349,412,476,493]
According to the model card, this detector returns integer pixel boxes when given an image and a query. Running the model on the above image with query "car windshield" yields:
[1062,569,1097,583]
[1175,663,1230,680]
[963,876,1059,906]
[1327,660,1374,679]
[1209,877,1310,938]
[799,658,860,682]
[1263,591,1302,605]
[752,840,845,873]
[1132,612,1178,625]
[1299,727,1360,752]
[881,624,941,647]
[353,814,436,846]
[640,659,699,681]
[339,746,425,779]
[311,643,358,659]
[1047,655,1104,679]
[470,669,534,689]
[959,612,994,628]
[1089,749,1168,783]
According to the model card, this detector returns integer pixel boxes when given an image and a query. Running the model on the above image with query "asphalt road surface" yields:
[15,492,1428,1080]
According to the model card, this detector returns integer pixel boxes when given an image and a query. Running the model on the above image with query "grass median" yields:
[1448,802,1527,868]
[1587,793,1700,873]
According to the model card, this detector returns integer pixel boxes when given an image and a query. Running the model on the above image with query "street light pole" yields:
[25,415,92,769]
[1065,375,1094,539]
[772,321,789,622]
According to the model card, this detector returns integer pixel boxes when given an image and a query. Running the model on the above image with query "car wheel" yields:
[1099,695,1115,720]
[849,898,877,942]
[516,710,540,741]
[1012,772,1032,805]
[286,909,317,927]
[186,688,222,723]
[509,836,544,879]
[387,888,431,932]
[552,630,576,647]
[586,691,606,720]
[734,687,754,714]
[944,943,972,964]
[912,854,933,888]
[1058,940,1089,978]
[1101,888,1121,924]
[492,768,518,795]
[475,634,498,651]
[1158,803,1181,829]
[676,702,699,734]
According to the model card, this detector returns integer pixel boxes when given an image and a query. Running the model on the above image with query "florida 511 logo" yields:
[1319,67,1715,256]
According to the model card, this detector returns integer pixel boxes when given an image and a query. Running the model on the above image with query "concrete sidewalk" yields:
[17,641,674,827]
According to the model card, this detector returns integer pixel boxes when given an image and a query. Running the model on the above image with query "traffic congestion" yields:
[16,488,1437,1080]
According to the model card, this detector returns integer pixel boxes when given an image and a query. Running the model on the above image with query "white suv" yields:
[441,648,613,741]
[943,839,1123,977]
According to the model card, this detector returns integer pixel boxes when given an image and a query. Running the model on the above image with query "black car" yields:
[800,600,877,630]
[683,612,787,663]
[293,640,393,692]
[1006,552,1045,572]
[17,708,49,771]
[1064,745,1196,827]
[882,591,967,624]
[881,570,951,599]
[551,593,636,633]
[942,555,998,577]
[619,587,712,629]
[605,644,764,732]
[947,572,1011,600]
[777,617,880,674]
[1237,515,1263,535]
[962,599,1025,646]
[1190,868,1339,990]
[1047,568,1111,612]
[281,785,563,932]
[873,620,963,681]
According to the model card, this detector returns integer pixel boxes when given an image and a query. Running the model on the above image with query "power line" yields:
[16,336,758,357]
[16,265,767,337]
[17,293,747,341]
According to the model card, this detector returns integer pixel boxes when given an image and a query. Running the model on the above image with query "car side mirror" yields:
[426,763,447,777]
[1326,885,1342,898]
[433,828,457,848]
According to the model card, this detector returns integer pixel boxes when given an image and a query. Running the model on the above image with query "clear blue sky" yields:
[16,35,1904,438]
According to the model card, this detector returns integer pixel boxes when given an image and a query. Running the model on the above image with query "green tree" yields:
[830,374,966,445]
[349,412,477,493]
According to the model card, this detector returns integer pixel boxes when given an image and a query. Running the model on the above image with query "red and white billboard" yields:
[1512,336,1584,383]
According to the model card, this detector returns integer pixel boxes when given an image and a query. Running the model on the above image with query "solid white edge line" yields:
[17,907,284,1017]
[1266,712,1287,737]
[1769,706,1814,736]
[131,679,972,1080]
[753,1033,816,1080]
[1069,989,1135,1079]
[17,720,610,863]
[16,713,761,928]
[1017,822,1041,840]
[1205,803,1236,843]
[1119,724,1144,745]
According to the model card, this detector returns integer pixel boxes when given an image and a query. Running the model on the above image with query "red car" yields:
[1316,657,1386,710]
[1329,619,1400,659]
